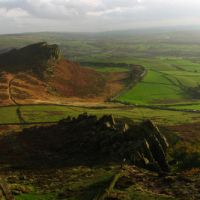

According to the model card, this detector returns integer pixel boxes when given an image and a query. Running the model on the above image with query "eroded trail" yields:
[7,74,26,124]
[8,77,18,105]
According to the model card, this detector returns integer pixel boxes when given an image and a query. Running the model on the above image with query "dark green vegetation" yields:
[187,84,200,99]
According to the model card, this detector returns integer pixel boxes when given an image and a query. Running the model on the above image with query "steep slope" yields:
[48,59,106,98]
[0,42,126,105]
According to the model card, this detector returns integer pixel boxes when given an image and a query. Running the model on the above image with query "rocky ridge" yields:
[0,114,170,172]
[0,42,61,78]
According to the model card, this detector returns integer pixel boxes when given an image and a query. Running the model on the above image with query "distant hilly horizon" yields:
[2,25,200,36]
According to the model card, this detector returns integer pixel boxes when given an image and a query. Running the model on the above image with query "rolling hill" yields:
[0,42,128,105]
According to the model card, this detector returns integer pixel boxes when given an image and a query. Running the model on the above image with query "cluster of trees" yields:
[187,84,200,99]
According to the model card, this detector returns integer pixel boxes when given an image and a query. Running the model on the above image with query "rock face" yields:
[63,115,170,172]
[0,42,61,77]
[0,114,170,173]
[136,120,169,172]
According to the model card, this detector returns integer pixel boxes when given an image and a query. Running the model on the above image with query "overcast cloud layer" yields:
[1,0,200,34]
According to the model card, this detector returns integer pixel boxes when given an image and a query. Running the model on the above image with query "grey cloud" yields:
[0,0,143,19]
[0,0,87,19]
[1,0,200,33]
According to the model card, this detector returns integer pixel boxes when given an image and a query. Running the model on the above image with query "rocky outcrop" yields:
[59,114,170,172]
[0,42,61,77]
[0,43,109,103]
[0,114,170,173]
[132,120,170,172]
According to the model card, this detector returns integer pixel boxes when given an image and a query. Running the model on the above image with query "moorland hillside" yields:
[0,42,129,105]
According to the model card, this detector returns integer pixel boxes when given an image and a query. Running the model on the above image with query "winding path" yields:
[8,77,18,105]
[8,75,26,124]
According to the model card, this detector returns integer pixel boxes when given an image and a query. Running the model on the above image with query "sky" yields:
[1,0,200,34]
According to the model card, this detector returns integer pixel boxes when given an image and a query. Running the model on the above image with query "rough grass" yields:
[0,106,19,123]
[11,165,178,200]
[12,166,118,200]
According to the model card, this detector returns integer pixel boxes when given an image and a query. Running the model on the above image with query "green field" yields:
[117,70,184,104]
[1,104,200,126]
[116,58,200,107]
[169,104,200,110]
[0,106,20,124]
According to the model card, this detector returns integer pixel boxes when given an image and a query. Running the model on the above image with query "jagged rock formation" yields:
[0,42,61,78]
[0,114,170,172]
[136,120,169,172]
